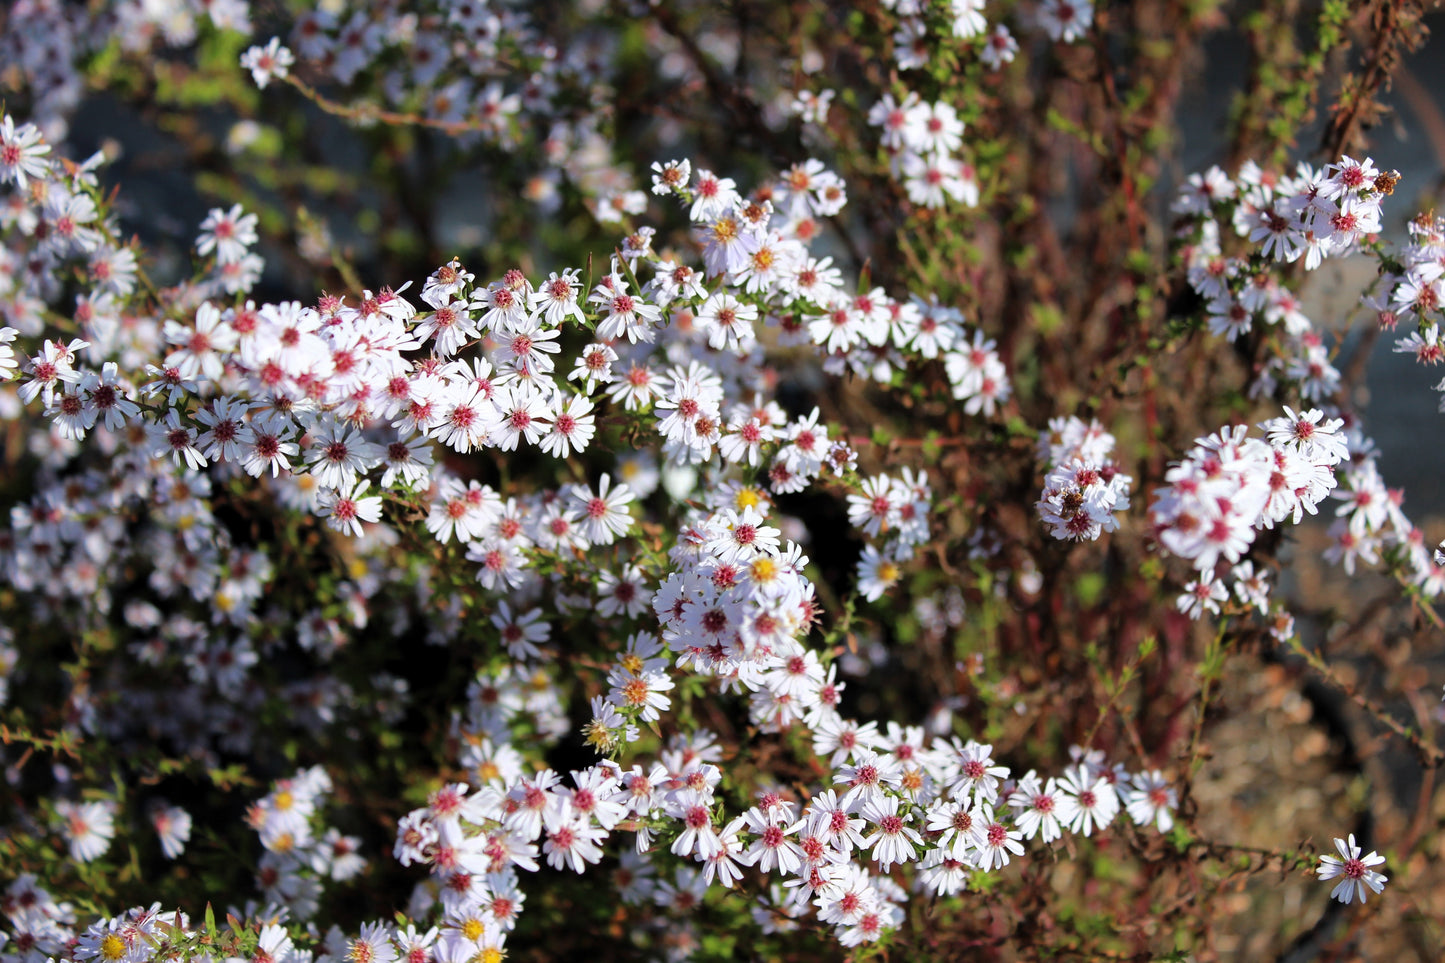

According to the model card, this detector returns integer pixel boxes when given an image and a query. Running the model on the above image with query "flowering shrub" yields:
[1,0,1443,960]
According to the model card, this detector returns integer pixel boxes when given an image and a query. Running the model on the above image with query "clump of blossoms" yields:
[0,112,1190,957]
[2,0,1442,954]
[848,469,932,600]
[869,91,979,211]
[1376,212,1445,413]
[1147,408,1347,620]
[247,767,366,917]
[864,0,1100,207]
[1166,156,1445,605]
[374,410,1185,952]
[1036,416,1133,542]
[0,0,688,219]
[1173,156,1393,402]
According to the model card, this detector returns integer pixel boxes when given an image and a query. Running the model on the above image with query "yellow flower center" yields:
[462,918,486,942]
[623,678,650,706]
[101,934,127,961]
[583,721,616,753]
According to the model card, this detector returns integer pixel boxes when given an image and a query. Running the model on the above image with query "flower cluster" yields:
[869,92,979,210]
[1035,416,1133,542]
[195,204,263,295]
[1377,213,1445,408]
[1175,157,1393,402]
[865,0,1097,204]
[1163,155,1445,610]
[0,0,1436,954]
[0,115,1017,952]
[848,471,933,601]
[880,0,1088,76]
[1147,408,1348,618]
[248,767,365,918]
[393,719,1179,952]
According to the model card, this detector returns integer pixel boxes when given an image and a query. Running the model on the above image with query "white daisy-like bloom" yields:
[538,391,596,459]
[55,800,116,863]
[529,269,586,326]
[703,506,781,564]
[860,795,922,871]
[1317,834,1387,904]
[148,409,209,471]
[1059,766,1120,836]
[151,803,193,859]
[651,158,691,195]
[666,788,723,861]
[736,807,804,875]
[856,544,903,602]
[240,37,295,89]
[593,283,662,344]
[488,381,549,451]
[606,662,673,723]
[305,420,384,490]
[241,411,299,478]
[346,922,399,963]
[924,798,977,860]
[0,326,19,381]
[317,479,384,537]
[542,803,608,874]
[413,299,479,358]
[941,738,1009,806]
[491,602,550,660]
[0,114,52,188]
[1123,770,1177,833]
[919,846,973,896]
[1009,770,1077,843]
[569,474,635,545]
[195,203,258,265]
[1261,405,1348,464]
[969,803,1023,872]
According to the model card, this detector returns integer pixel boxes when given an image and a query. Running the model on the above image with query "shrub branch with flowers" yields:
[1,0,1444,960]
